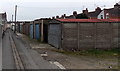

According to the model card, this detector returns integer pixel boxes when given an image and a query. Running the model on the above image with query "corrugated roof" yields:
[56,19,120,23]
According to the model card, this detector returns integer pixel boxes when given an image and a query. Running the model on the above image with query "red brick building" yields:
[77,7,102,19]
[98,3,120,19]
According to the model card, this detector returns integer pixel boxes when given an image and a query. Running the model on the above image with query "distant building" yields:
[0,12,7,24]
[54,2,120,19]
[65,11,77,19]
[59,7,102,19]
[98,3,120,19]
[76,7,102,19]
[0,12,7,31]
[58,11,77,19]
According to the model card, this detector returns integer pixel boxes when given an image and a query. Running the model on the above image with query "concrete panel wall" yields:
[79,23,95,49]
[113,23,119,48]
[62,23,78,50]
[95,23,112,48]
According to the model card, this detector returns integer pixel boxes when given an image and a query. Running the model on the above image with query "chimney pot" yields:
[52,16,55,19]
[56,16,59,19]
[73,11,77,16]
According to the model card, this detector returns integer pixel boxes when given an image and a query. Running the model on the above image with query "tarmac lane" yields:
[2,29,59,70]
[2,29,16,69]
[10,29,59,69]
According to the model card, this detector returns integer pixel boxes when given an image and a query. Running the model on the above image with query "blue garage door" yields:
[35,24,39,40]
[30,24,33,39]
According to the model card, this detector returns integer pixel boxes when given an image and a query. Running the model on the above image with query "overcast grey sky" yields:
[0,0,119,21]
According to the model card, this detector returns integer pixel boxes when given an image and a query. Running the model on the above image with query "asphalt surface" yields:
[2,29,59,69]
[2,29,16,69]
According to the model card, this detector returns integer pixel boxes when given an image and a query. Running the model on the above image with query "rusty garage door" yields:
[48,24,61,48]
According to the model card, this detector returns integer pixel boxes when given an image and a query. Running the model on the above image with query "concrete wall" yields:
[113,23,119,48]
[49,21,119,51]
[62,23,78,50]
[78,23,95,49]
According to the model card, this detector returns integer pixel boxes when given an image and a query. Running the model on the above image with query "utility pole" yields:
[12,14,13,22]
[14,5,17,33]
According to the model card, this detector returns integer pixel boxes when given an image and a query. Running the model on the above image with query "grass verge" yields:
[51,48,119,58]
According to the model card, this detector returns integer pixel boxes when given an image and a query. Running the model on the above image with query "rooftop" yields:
[56,19,120,23]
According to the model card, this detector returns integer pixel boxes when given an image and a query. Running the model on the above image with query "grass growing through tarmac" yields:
[52,48,119,58]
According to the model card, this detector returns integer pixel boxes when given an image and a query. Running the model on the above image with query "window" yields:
[101,15,103,19]
[106,13,109,19]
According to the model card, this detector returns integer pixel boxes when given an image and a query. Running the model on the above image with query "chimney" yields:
[56,16,59,19]
[63,14,66,19]
[52,16,55,19]
[95,7,101,11]
[82,8,88,15]
[114,3,120,9]
[73,11,77,16]
[61,15,64,19]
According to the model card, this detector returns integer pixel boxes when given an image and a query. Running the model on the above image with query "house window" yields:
[101,15,103,19]
[106,13,109,19]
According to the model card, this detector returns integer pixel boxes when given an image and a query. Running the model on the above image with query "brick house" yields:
[98,3,120,19]
[0,12,7,24]
[58,7,102,19]
[58,11,78,19]
[76,7,102,19]
[0,12,7,31]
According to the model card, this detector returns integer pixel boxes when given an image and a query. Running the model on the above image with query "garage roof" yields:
[56,19,120,23]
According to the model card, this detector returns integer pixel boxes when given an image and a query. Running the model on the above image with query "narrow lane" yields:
[2,29,59,69]
[2,29,16,69]
[11,30,59,69]
[9,31,25,70]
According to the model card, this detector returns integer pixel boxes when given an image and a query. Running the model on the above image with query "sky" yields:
[0,0,120,21]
